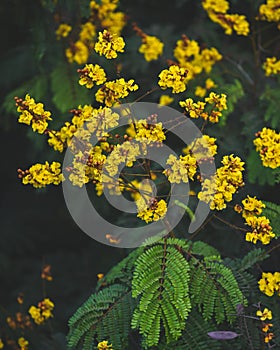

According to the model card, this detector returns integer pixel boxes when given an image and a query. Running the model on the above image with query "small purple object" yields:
[207,331,239,340]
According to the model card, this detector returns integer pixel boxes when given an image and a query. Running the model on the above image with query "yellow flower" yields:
[241,196,265,218]
[262,323,273,332]
[258,271,280,297]
[18,162,64,188]
[263,56,280,76]
[101,11,126,36]
[95,78,138,106]
[0,339,4,349]
[56,23,72,39]
[66,40,89,65]
[245,215,275,245]
[163,154,197,183]
[139,35,164,61]
[79,22,96,42]
[18,337,29,350]
[97,340,113,350]
[198,155,244,210]
[137,199,167,223]
[29,298,54,325]
[202,0,229,13]
[159,95,174,106]
[15,95,52,134]
[264,332,274,343]
[183,134,217,161]
[254,127,280,169]
[128,118,166,144]
[258,0,280,23]
[256,308,273,321]
[158,65,188,93]
[95,30,125,59]
[78,64,107,88]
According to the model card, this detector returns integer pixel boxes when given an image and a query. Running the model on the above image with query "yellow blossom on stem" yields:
[159,95,174,106]
[95,30,125,59]
[163,154,197,183]
[258,272,280,297]
[183,134,217,162]
[245,215,275,245]
[66,40,89,65]
[79,22,96,42]
[137,198,167,223]
[29,298,54,325]
[78,64,107,88]
[263,56,280,76]
[253,127,280,169]
[237,195,265,219]
[264,332,274,343]
[158,65,188,93]
[0,339,4,349]
[18,337,29,350]
[256,308,273,321]
[262,323,273,332]
[97,340,113,350]
[198,155,244,210]
[128,117,166,144]
[17,162,64,188]
[139,35,164,61]
[56,23,72,39]
[195,78,217,97]
[202,0,229,13]
[15,95,52,134]
[95,78,138,106]
[258,0,280,23]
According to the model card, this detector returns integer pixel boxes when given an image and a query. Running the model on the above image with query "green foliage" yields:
[217,79,244,127]
[50,63,92,113]
[189,258,245,324]
[260,83,280,129]
[131,241,191,347]
[263,200,280,238]
[68,284,135,350]
[247,150,277,186]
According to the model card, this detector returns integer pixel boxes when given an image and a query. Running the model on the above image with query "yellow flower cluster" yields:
[15,95,52,134]
[97,340,113,349]
[198,155,244,210]
[183,134,217,162]
[158,65,188,93]
[163,154,197,183]
[195,78,217,98]
[104,141,141,177]
[66,41,89,65]
[139,35,164,62]
[55,23,72,39]
[127,118,166,144]
[180,92,227,123]
[18,337,29,350]
[235,195,266,219]
[137,198,167,223]
[18,162,63,188]
[173,35,222,80]
[256,307,274,343]
[96,78,138,107]
[263,56,280,76]
[0,339,3,349]
[245,216,275,245]
[90,0,126,35]
[79,22,96,43]
[253,127,280,169]
[68,147,107,187]
[78,64,107,88]
[28,298,54,325]
[159,95,174,106]
[202,0,250,36]
[259,272,280,296]
[48,105,117,152]
[235,196,275,245]
[258,0,280,25]
[94,30,125,59]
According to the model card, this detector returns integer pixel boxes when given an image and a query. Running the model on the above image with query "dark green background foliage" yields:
[0,0,279,348]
